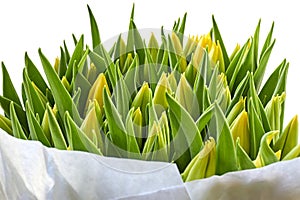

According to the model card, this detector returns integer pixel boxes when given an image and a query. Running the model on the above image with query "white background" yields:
[0,0,298,127]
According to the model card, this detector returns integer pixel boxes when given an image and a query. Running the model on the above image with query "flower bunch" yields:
[0,5,298,182]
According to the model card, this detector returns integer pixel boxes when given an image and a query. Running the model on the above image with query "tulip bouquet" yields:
[0,4,298,183]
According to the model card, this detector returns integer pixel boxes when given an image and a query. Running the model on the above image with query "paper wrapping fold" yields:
[185,157,300,200]
[0,130,190,200]
[1,128,300,200]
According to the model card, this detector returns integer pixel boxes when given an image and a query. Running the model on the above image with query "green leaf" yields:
[259,59,287,106]
[194,50,208,114]
[77,47,90,74]
[232,38,254,91]
[23,70,46,120]
[10,102,27,140]
[226,97,245,125]
[249,74,271,132]
[130,20,146,64]
[167,34,178,69]
[236,138,256,170]
[282,144,300,161]
[259,22,274,62]
[178,13,187,44]
[258,131,279,166]
[253,19,261,71]
[166,93,203,172]
[0,96,29,134]
[103,87,128,154]
[126,4,135,55]
[225,41,248,86]
[72,34,78,45]
[214,103,238,175]
[125,108,142,159]
[74,72,91,116]
[66,35,84,82]
[226,72,250,115]
[21,84,27,107]
[25,52,48,94]
[195,103,214,133]
[87,5,101,50]
[89,51,107,74]
[39,49,82,125]
[248,98,265,159]
[25,102,51,147]
[46,104,68,150]
[254,39,276,90]
[65,112,101,155]
[113,75,131,123]
[58,47,67,78]
[212,15,229,69]
[143,50,159,91]
[273,115,298,159]
[1,62,22,107]
[228,40,250,92]
[114,35,127,71]
[0,114,12,135]
[99,43,113,71]
[63,40,71,63]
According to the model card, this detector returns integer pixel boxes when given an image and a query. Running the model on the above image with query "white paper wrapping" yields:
[185,158,300,200]
[0,130,189,200]
[1,129,300,200]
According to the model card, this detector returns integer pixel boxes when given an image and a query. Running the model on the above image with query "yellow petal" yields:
[230,111,250,154]
[86,73,110,113]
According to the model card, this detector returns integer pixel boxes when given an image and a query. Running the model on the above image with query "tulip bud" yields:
[122,53,133,74]
[153,73,171,115]
[132,108,143,150]
[230,110,250,154]
[176,74,199,119]
[61,76,71,92]
[54,57,60,74]
[227,97,245,126]
[0,114,12,135]
[132,82,152,125]
[171,32,183,56]
[80,100,103,151]
[167,71,178,93]
[192,45,205,70]
[148,33,159,63]
[86,73,110,113]
[183,35,198,56]
[229,43,241,61]
[87,63,98,84]
[182,137,216,182]
[265,92,285,132]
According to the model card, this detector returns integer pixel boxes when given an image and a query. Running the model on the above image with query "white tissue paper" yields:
[1,129,300,200]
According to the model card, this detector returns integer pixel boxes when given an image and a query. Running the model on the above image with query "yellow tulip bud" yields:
[132,108,143,150]
[81,100,103,151]
[153,73,171,113]
[182,137,216,182]
[54,57,60,74]
[132,82,152,125]
[61,76,71,92]
[230,111,250,154]
[86,73,110,114]
[227,97,246,126]
[229,43,240,61]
